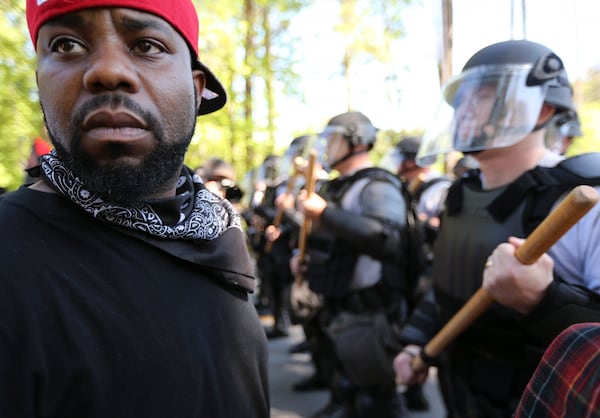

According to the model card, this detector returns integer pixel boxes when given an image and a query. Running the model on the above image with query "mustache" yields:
[70,94,162,141]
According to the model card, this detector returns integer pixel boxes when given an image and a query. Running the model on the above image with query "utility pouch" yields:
[326,310,401,388]
[289,279,324,324]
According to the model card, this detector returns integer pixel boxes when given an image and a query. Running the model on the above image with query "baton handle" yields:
[411,185,599,372]
[295,151,317,285]
[264,157,303,253]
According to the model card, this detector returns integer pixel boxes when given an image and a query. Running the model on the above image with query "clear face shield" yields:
[277,135,328,194]
[256,158,281,188]
[248,158,281,208]
[279,135,323,179]
[417,64,547,165]
[379,147,405,173]
[544,117,566,154]
[318,126,350,169]
[544,114,581,155]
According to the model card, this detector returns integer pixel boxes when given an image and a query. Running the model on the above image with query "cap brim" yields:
[197,61,227,115]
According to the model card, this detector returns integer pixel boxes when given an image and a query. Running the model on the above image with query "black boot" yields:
[353,388,409,418]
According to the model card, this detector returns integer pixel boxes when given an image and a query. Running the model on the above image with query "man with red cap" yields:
[0,1,269,417]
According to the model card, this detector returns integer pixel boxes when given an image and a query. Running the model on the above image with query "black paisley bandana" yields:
[39,152,241,240]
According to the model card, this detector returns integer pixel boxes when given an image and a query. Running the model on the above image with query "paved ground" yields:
[267,324,447,418]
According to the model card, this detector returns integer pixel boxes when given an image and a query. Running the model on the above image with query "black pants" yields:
[438,347,539,418]
[332,371,408,418]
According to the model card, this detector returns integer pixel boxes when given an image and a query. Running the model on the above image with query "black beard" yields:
[52,139,191,206]
[44,94,196,206]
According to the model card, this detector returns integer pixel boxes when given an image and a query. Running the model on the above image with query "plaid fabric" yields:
[514,323,600,418]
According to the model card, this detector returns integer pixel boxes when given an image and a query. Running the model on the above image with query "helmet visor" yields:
[379,147,404,173]
[318,126,347,168]
[280,134,328,179]
[417,64,546,165]
[256,157,281,186]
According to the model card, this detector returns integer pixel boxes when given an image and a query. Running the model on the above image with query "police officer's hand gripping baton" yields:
[411,184,600,373]
[295,150,317,285]
[264,157,303,253]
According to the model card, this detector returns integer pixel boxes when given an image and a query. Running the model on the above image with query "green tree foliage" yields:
[582,66,600,103]
[334,0,411,110]
[188,0,309,180]
[568,67,600,156]
[1,0,598,195]
[0,0,43,190]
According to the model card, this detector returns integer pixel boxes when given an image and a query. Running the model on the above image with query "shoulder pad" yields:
[558,153,600,180]
[352,167,402,188]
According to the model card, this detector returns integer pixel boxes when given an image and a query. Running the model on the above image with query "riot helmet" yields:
[417,40,575,165]
[396,136,421,161]
[319,111,378,169]
[545,110,582,155]
[256,154,282,187]
[246,155,282,208]
[279,135,321,177]
[381,136,423,173]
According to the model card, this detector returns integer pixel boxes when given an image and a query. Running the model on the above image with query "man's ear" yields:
[193,69,206,113]
[538,103,556,125]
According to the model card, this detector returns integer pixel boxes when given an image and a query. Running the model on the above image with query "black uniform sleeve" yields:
[520,279,600,344]
[398,289,443,346]
[319,180,406,259]
[282,206,304,228]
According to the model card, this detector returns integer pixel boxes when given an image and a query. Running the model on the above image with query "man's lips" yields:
[81,109,149,141]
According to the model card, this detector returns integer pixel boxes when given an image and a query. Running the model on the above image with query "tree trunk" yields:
[438,0,453,87]
[243,0,256,170]
[262,5,276,154]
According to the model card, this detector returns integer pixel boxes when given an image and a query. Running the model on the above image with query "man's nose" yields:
[82,43,140,94]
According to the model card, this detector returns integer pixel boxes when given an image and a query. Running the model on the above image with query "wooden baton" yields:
[410,184,600,372]
[264,157,304,253]
[294,150,317,285]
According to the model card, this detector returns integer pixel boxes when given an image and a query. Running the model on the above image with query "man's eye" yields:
[133,40,164,55]
[50,38,85,54]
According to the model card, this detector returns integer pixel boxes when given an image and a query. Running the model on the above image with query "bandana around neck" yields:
[39,152,241,240]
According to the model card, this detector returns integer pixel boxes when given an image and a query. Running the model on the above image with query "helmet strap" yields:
[329,147,367,169]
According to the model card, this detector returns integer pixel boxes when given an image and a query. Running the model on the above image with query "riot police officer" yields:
[383,136,453,411]
[295,111,412,418]
[394,40,600,417]
[248,152,296,338]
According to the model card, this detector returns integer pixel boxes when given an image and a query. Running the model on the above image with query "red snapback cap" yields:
[33,137,52,157]
[26,0,226,115]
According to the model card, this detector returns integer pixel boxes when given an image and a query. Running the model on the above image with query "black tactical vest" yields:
[306,168,408,298]
[435,153,600,363]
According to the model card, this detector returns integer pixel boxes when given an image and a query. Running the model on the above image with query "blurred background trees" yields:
[1,0,599,191]
[0,0,43,190]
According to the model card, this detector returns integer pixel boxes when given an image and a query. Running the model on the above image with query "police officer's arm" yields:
[393,289,442,385]
[319,180,406,258]
[521,279,600,344]
[484,236,600,344]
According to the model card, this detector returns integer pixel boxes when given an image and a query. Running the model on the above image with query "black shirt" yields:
[0,187,269,418]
